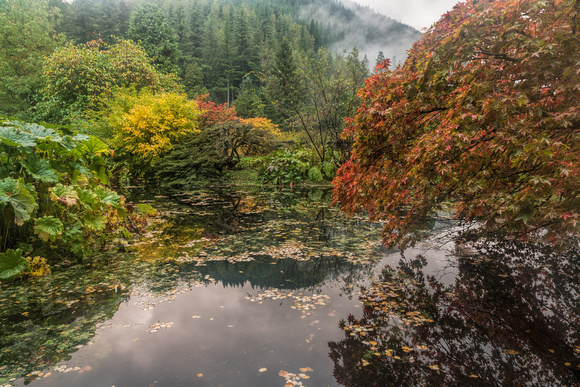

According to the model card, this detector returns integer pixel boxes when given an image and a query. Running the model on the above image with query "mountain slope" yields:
[300,0,421,64]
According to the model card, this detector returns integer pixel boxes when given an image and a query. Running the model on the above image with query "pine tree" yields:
[128,2,181,74]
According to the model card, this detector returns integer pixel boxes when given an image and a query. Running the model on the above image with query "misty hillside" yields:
[301,0,421,63]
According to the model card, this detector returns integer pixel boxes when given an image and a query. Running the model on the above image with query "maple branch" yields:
[473,47,522,62]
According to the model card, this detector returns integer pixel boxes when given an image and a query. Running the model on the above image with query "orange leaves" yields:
[332,0,580,247]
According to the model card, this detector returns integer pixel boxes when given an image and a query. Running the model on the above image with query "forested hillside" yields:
[45,0,418,103]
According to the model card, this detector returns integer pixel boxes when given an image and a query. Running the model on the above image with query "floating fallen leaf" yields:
[279,370,288,377]
[192,316,201,319]
[428,365,439,370]
[259,368,267,372]
[362,360,369,366]
[299,367,313,372]
[197,373,203,377]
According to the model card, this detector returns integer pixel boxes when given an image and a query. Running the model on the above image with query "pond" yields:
[0,185,578,386]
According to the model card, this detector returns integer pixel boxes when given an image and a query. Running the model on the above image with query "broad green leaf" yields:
[23,123,60,142]
[21,156,58,183]
[93,185,121,207]
[73,133,91,142]
[0,177,16,206]
[0,178,37,225]
[81,137,110,156]
[49,184,78,206]
[90,156,110,184]
[82,212,106,231]
[0,249,30,282]
[34,216,64,242]
[95,166,110,185]
[0,126,37,147]
[77,188,99,210]
[72,162,91,177]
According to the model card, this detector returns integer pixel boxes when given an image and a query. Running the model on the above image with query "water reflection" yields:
[0,186,386,385]
[0,258,131,384]
[329,238,580,386]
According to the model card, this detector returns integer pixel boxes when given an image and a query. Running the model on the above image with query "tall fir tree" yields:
[128,2,181,74]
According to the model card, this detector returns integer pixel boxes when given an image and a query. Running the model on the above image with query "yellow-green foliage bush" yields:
[240,117,281,139]
[35,39,179,124]
[99,89,202,166]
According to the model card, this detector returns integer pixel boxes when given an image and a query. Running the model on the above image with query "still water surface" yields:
[0,185,578,386]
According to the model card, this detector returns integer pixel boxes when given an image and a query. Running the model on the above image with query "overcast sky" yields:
[351,0,461,30]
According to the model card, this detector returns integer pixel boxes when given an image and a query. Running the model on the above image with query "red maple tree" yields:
[332,0,579,248]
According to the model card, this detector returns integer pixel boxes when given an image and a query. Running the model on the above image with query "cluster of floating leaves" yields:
[132,274,215,310]
[359,272,434,327]
[128,187,386,271]
[147,321,174,333]
[279,367,314,386]
[245,290,330,316]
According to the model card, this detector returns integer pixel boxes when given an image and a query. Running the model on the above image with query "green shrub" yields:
[0,117,145,263]
[258,148,339,185]
[34,39,179,124]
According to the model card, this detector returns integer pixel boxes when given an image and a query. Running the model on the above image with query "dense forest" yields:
[0,0,418,112]
[1,0,418,267]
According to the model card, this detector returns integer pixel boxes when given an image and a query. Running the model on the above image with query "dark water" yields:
[0,186,578,386]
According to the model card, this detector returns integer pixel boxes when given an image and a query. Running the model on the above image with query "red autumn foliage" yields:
[332,0,580,248]
[195,94,237,129]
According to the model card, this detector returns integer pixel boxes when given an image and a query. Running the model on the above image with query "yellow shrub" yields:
[103,90,201,164]
[240,117,282,138]
[26,256,51,277]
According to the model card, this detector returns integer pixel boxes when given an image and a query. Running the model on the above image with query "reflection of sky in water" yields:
[26,273,369,386]
[20,242,459,387]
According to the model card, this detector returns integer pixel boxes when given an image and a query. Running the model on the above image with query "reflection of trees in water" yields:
[329,238,580,386]
[166,186,377,242]
[0,258,131,384]
[187,254,376,291]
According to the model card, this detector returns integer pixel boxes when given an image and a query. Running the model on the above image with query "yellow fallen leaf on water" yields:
[362,360,369,366]
[285,383,293,387]
[428,365,439,370]
[197,373,203,377]
[279,371,288,377]
[504,350,519,355]
[299,367,313,372]
[469,374,479,378]
[369,341,377,345]
[259,368,267,372]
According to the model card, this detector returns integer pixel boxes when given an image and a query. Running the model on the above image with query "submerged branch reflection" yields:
[329,238,580,386]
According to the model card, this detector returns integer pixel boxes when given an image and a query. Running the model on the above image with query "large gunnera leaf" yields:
[0,126,37,147]
[49,184,78,206]
[0,249,30,282]
[34,216,64,242]
[21,155,59,183]
[0,178,37,226]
